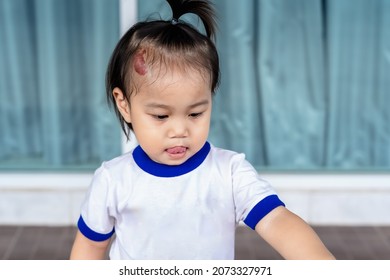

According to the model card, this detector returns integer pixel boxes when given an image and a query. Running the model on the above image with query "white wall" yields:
[263,173,390,226]
[1,172,390,226]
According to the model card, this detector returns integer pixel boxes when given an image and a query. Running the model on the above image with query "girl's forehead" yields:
[130,63,212,103]
[128,48,212,96]
[146,67,209,90]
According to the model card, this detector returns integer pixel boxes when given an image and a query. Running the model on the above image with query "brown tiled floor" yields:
[1,225,390,260]
[235,225,390,260]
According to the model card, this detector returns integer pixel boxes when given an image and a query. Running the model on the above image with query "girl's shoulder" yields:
[93,151,136,183]
[208,143,246,165]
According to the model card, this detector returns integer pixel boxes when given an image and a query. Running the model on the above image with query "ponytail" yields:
[166,0,217,40]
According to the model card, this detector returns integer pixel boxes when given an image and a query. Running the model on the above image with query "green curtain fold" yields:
[0,0,121,169]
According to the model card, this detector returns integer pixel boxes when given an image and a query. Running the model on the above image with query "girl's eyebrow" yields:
[145,103,171,109]
[188,99,210,108]
[145,99,210,109]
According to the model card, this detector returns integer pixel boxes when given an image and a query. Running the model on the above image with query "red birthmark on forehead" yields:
[133,52,147,76]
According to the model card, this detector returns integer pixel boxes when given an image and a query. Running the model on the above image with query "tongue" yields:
[166,147,186,154]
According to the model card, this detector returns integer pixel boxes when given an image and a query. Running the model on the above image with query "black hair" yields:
[105,0,220,139]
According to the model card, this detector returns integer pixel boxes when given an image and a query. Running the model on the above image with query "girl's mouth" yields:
[166,146,187,159]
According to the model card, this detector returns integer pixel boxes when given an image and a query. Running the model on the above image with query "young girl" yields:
[70,0,335,260]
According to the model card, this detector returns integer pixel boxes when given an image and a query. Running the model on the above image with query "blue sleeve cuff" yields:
[77,215,115,242]
[243,195,285,230]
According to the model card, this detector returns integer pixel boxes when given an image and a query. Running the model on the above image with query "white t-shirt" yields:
[78,142,285,259]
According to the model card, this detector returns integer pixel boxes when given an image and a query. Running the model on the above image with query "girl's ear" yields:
[112,87,131,123]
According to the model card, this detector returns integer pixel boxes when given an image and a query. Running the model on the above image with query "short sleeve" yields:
[78,164,115,241]
[232,154,285,230]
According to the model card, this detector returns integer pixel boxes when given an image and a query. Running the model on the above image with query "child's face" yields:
[128,68,212,165]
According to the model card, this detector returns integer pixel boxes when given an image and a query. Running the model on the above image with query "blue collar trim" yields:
[133,142,211,177]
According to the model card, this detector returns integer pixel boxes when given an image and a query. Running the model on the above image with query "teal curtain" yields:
[0,0,121,170]
[325,0,390,169]
[139,0,390,171]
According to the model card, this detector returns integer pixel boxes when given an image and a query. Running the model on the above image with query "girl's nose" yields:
[168,119,189,138]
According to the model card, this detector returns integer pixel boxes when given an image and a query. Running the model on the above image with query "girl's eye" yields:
[189,112,203,118]
[154,115,168,120]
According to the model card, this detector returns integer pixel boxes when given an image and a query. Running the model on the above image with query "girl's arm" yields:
[255,206,335,260]
[70,230,111,260]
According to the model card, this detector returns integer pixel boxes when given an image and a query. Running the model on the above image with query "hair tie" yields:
[171,18,178,25]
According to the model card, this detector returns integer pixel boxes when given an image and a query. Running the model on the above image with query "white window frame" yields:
[120,0,139,153]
